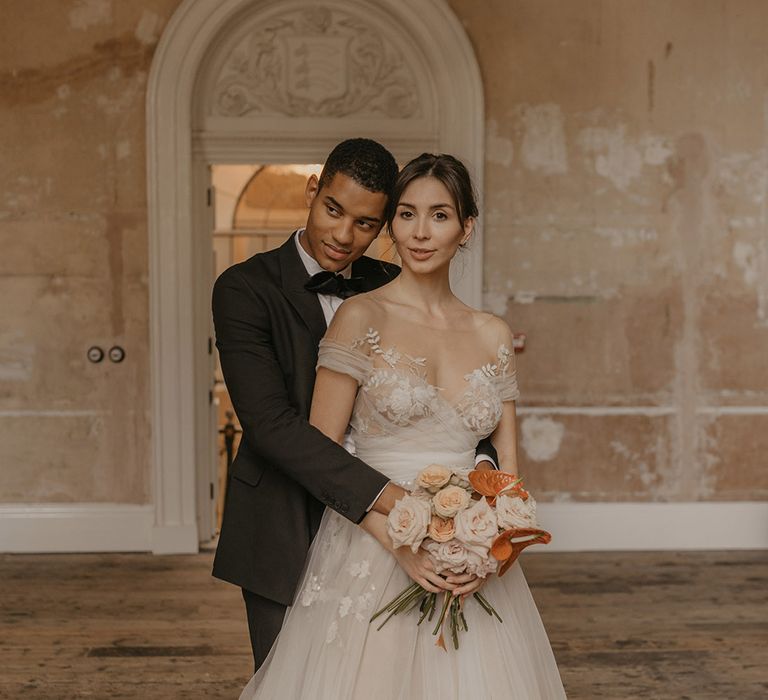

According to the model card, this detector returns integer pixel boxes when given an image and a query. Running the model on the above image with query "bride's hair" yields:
[385,153,479,231]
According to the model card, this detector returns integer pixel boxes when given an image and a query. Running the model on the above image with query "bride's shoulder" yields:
[474,312,515,351]
[328,293,383,336]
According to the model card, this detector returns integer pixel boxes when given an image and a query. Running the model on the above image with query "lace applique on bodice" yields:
[317,328,519,444]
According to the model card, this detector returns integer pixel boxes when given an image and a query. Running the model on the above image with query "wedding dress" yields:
[241,306,566,699]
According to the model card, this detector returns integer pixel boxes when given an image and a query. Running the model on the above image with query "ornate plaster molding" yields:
[209,5,422,119]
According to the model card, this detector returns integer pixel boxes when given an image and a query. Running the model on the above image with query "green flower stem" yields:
[370,580,504,650]
[417,592,436,625]
[370,582,421,622]
[473,591,493,616]
[392,586,425,616]
[450,597,461,649]
[475,591,503,623]
[432,591,452,637]
[427,592,438,622]
[376,608,399,631]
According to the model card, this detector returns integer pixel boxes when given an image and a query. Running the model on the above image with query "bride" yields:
[241,154,566,698]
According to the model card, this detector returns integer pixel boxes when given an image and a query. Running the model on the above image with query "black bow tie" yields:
[304,271,366,299]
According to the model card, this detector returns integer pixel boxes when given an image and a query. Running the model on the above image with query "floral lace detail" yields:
[341,330,513,437]
[455,377,504,435]
[456,344,511,435]
[464,344,512,383]
[348,560,371,579]
[362,370,438,426]
[300,572,324,607]
[352,328,427,374]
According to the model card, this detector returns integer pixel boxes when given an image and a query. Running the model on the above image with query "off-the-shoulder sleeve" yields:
[495,339,520,402]
[317,338,373,385]
[496,370,520,402]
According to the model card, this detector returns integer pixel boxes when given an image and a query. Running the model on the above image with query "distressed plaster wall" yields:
[451,0,768,501]
[1,0,766,507]
[0,1,179,502]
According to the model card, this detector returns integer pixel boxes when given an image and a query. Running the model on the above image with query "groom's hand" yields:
[370,482,408,516]
[475,460,495,472]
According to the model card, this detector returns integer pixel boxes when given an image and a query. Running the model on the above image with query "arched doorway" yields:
[147,0,485,552]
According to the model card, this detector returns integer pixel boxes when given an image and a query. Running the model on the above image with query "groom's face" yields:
[301,173,388,272]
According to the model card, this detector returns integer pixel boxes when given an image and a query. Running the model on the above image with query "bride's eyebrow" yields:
[397,202,455,211]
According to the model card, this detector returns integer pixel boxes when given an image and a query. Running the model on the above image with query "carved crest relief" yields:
[210,6,422,119]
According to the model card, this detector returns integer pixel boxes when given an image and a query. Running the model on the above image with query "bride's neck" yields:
[392,265,455,314]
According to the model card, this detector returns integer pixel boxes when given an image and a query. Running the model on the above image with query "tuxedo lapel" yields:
[277,233,327,344]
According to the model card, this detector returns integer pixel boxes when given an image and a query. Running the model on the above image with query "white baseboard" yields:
[1,502,765,554]
[151,523,199,554]
[536,502,768,551]
[0,503,154,553]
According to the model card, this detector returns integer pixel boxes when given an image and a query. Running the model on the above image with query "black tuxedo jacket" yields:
[211,234,399,604]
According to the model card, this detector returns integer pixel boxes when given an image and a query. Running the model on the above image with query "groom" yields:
[212,139,497,670]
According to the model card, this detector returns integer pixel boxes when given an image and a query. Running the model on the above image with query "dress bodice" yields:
[317,326,518,484]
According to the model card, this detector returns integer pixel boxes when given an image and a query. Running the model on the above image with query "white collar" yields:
[294,229,351,278]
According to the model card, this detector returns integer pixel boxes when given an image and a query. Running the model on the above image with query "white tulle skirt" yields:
[240,508,566,699]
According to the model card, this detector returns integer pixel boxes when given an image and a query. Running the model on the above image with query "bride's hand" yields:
[392,547,455,594]
[445,571,485,597]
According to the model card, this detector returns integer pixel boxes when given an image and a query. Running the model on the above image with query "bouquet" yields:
[370,464,551,650]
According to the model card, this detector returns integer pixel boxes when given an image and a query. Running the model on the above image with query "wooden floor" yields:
[1,550,766,699]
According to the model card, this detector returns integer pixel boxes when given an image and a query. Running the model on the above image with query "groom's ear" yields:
[305,174,320,208]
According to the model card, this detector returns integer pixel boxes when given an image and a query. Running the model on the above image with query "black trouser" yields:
[241,588,287,673]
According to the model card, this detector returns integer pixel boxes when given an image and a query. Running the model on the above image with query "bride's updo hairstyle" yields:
[385,153,479,235]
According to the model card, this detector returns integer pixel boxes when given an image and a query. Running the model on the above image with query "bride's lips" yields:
[323,242,351,261]
[408,247,436,261]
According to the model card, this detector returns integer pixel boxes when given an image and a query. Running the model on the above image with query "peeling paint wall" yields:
[453,0,768,502]
[2,1,766,506]
[0,1,178,502]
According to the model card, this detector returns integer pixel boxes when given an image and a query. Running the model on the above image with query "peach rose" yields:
[432,485,471,518]
[427,515,456,543]
[454,497,498,551]
[495,494,537,530]
[386,495,430,552]
[416,464,452,493]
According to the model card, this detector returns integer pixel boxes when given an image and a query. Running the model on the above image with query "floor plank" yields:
[1,550,766,698]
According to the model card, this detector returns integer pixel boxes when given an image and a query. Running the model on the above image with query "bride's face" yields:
[390,176,473,274]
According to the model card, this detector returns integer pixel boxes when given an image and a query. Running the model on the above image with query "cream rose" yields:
[424,539,472,575]
[416,464,452,493]
[465,553,498,578]
[427,515,455,543]
[449,468,472,489]
[432,485,471,518]
[386,495,430,552]
[496,494,537,530]
[454,496,498,550]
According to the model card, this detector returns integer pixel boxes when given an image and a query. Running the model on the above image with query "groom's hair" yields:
[318,138,398,196]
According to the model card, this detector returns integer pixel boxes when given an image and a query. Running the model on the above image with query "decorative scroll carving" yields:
[211,6,421,118]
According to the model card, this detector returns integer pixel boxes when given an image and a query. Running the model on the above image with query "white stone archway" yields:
[146,0,485,553]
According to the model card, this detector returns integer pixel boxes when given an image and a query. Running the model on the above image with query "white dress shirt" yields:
[295,229,350,326]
